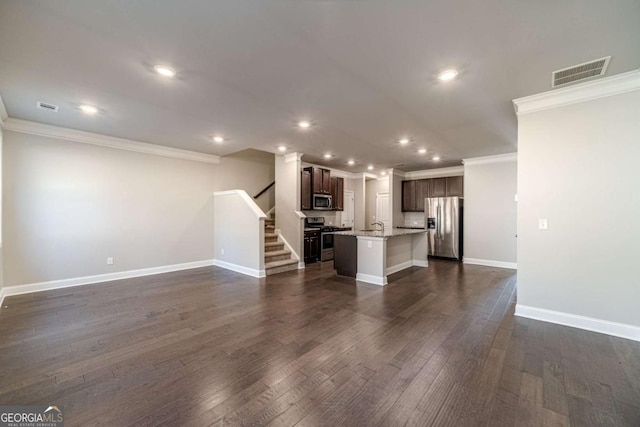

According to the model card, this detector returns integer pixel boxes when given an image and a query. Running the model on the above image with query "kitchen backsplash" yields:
[404,212,425,228]
[304,211,342,226]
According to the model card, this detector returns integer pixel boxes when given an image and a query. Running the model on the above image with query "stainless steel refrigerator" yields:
[425,197,463,260]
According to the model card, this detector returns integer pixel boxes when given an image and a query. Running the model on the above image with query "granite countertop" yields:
[333,228,427,238]
[397,226,426,230]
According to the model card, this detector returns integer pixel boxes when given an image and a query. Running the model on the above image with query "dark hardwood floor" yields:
[1,260,639,426]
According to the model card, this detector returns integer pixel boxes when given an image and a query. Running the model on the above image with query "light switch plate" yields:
[538,219,548,230]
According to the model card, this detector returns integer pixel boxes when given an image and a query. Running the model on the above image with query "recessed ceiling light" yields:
[418,148,427,154]
[298,120,311,129]
[432,156,441,161]
[213,136,224,143]
[438,69,459,81]
[367,165,374,170]
[278,145,287,152]
[347,160,355,166]
[399,138,410,145]
[381,171,387,176]
[79,104,98,115]
[154,65,176,77]
[324,153,332,159]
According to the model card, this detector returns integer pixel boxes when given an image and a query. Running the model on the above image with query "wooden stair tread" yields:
[264,249,291,258]
[265,258,298,269]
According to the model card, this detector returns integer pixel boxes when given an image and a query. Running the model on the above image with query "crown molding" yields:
[0,94,8,128]
[403,166,464,180]
[462,153,516,166]
[2,117,220,164]
[513,69,640,116]
[284,152,303,163]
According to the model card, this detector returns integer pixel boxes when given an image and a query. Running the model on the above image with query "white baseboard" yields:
[412,259,429,268]
[356,273,388,286]
[386,260,414,275]
[213,259,265,278]
[463,257,517,270]
[297,262,306,270]
[0,287,5,308]
[515,304,640,342]
[1,259,216,300]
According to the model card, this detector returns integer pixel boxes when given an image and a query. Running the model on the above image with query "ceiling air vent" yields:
[552,56,611,88]
[36,101,59,112]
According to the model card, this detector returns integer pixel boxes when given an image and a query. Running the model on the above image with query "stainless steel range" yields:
[304,217,351,262]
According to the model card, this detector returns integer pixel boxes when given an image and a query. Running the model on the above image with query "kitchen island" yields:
[333,228,428,285]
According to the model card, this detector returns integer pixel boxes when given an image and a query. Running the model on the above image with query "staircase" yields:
[264,214,299,275]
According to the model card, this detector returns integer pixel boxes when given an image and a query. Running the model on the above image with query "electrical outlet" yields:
[221,248,225,255]
[413,221,418,225]
[538,219,549,230]
[367,241,372,248]
[107,257,114,265]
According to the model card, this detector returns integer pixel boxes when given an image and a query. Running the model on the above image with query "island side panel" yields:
[411,232,429,267]
[334,234,357,278]
[356,237,387,285]
[386,234,414,275]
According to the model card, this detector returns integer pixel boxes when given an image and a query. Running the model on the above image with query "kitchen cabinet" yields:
[304,230,320,264]
[402,179,429,212]
[331,177,344,211]
[429,178,447,197]
[301,169,312,210]
[402,176,463,211]
[311,167,331,194]
[415,179,429,211]
[402,180,416,211]
[445,176,464,197]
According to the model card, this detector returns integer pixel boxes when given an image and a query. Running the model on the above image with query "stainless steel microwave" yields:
[313,194,332,210]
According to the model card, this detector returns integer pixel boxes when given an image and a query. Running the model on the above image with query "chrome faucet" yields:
[371,221,385,234]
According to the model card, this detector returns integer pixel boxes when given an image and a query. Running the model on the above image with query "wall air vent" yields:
[552,56,611,88]
[36,101,59,112]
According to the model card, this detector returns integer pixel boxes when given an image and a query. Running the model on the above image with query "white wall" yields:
[346,176,365,230]
[365,176,389,226]
[275,153,303,263]
[517,86,640,333]
[215,149,274,213]
[213,191,265,277]
[391,171,404,227]
[463,155,517,268]
[0,126,3,295]
[2,130,216,288]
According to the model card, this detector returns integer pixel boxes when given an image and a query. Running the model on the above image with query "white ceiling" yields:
[1,1,639,172]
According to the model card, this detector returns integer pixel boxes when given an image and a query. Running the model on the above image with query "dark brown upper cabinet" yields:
[402,179,429,212]
[310,167,331,195]
[429,177,447,197]
[301,169,312,210]
[402,176,463,212]
[331,177,344,211]
[445,176,464,197]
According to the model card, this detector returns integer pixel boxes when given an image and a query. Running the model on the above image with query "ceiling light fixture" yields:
[399,138,410,145]
[367,165,374,170]
[432,156,441,161]
[154,65,176,77]
[324,153,332,159]
[438,69,459,81]
[278,145,287,152]
[347,160,355,166]
[298,120,311,129]
[79,104,98,115]
[381,171,387,176]
[418,148,427,154]
[213,136,224,143]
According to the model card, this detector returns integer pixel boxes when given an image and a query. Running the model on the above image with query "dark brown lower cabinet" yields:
[304,230,320,264]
